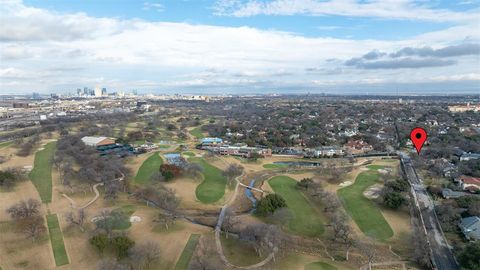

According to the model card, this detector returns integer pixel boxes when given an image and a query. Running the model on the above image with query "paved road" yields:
[400,153,458,270]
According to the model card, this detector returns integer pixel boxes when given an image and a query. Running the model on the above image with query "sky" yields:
[0,0,479,95]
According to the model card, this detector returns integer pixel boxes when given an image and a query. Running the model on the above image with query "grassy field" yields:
[304,261,338,270]
[0,140,13,148]
[134,152,163,185]
[173,234,200,270]
[262,163,288,169]
[182,152,195,157]
[189,127,204,139]
[268,176,325,236]
[192,158,227,203]
[366,165,386,170]
[221,235,264,266]
[337,169,394,240]
[46,214,69,266]
[29,142,56,203]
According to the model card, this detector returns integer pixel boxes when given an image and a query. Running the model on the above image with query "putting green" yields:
[192,158,227,203]
[268,176,324,236]
[134,152,163,184]
[337,169,393,240]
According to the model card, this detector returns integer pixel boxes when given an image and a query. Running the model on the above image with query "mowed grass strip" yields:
[189,127,204,139]
[192,158,227,203]
[268,176,324,237]
[337,170,393,240]
[46,214,69,266]
[0,140,13,148]
[134,152,163,184]
[29,142,56,203]
[174,234,200,270]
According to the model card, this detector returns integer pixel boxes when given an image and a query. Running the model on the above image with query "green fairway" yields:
[337,170,394,240]
[262,163,288,169]
[192,158,227,203]
[174,234,200,270]
[189,127,204,139]
[46,214,69,266]
[366,165,385,170]
[305,261,338,270]
[268,176,324,236]
[134,152,163,184]
[182,152,195,157]
[158,144,171,149]
[29,142,56,203]
[0,140,13,148]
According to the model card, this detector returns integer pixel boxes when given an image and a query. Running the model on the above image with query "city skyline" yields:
[1,0,480,94]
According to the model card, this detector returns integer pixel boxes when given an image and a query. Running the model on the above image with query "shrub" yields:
[256,194,287,216]
[90,233,108,254]
[383,191,405,209]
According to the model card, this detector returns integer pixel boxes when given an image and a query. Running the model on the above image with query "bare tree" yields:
[17,215,46,241]
[221,207,239,238]
[7,199,41,220]
[222,164,244,186]
[184,163,203,179]
[357,239,376,270]
[129,241,161,270]
[189,237,223,270]
[65,209,86,232]
[239,224,286,259]
[153,212,176,230]
[97,258,128,270]
[331,213,354,260]
[268,207,293,228]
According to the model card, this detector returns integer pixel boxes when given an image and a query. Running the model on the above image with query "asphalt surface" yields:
[400,153,458,270]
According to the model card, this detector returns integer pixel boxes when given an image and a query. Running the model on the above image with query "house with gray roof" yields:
[459,216,480,241]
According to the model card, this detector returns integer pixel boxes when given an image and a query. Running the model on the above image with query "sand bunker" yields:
[130,216,142,223]
[339,180,353,187]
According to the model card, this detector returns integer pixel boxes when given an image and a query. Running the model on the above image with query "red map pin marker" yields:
[410,127,427,154]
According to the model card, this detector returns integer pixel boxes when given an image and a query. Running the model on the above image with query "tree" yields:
[256,194,287,216]
[0,169,18,190]
[159,164,182,181]
[184,163,203,179]
[331,213,354,260]
[357,239,376,270]
[268,207,293,228]
[17,215,46,240]
[65,209,86,232]
[222,164,244,186]
[239,224,286,258]
[97,258,128,270]
[111,235,135,259]
[90,233,109,254]
[382,191,405,209]
[150,171,166,182]
[7,199,41,220]
[153,212,176,230]
[222,207,239,238]
[189,237,223,270]
[458,242,480,270]
[129,241,160,270]
[104,180,121,200]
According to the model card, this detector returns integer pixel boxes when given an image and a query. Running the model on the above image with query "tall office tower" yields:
[77,88,82,96]
[94,86,102,97]
[101,87,107,96]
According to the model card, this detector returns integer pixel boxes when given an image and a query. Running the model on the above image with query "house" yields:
[442,188,468,199]
[344,140,373,154]
[460,152,480,161]
[200,137,223,145]
[81,136,116,147]
[459,216,480,241]
[457,175,480,193]
[311,146,344,157]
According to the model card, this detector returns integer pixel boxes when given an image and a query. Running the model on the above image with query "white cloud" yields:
[213,0,479,23]
[0,0,479,93]
[143,2,165,12]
